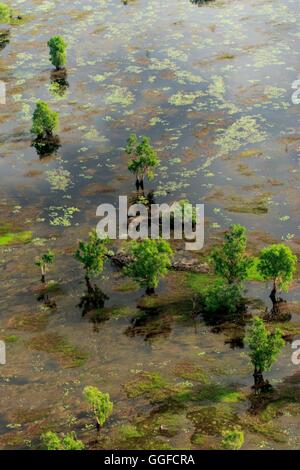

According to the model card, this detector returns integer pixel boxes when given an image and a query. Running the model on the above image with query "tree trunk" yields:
[85,274,93,294]
[41,266,45,284]
[253,367,265,390]
[135,178,140,191]
[146,286,155,296]
[140,178,144,191]
[270,281,277,307]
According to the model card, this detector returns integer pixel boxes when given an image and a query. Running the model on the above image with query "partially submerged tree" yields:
[257,244,297,311]
[203,225,252,315]
[83,386,113,431]
[246,316,284,390]
[126,134,159,191]
[74,230,110,291]
[31,100,59,139]
[211,224,253,285]
[124,239,173,295]
[35,250,55,283]
[41,431,84,450]
[48,36,67,70]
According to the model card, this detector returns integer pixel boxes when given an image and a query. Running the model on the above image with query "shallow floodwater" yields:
[1,0,300,450]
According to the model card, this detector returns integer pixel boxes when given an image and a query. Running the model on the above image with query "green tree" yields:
[126,134,159,191]
[124,239,173,295]
[35,250,55,283]
[0,3,10,23]
[48,36,67,70]
[75,230,110,291]
[211,224,253,285]
[41,431,84,450]
[83,386,113,431]
[246,316,284,390]
[31,100,59,138]
[257,244,297,308]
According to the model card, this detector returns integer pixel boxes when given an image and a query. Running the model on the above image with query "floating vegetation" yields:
[28,332,89,368]
[168,91,203,106]
[216,116,267,154]
[105,86,135,106]
[46,168,72,191]
[48,206,80,226]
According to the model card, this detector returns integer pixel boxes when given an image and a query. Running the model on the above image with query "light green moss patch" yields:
[187,272,220,295]
[124,372,168,399]
[7,313,49,332]
[3,335,19,343]
[187,405,238,436]
[221,429,244,450]
[119,424,144,440]
[173,362,209,384]
[0,231,32,246]
[28,332,89,368]
[196,384,244,403]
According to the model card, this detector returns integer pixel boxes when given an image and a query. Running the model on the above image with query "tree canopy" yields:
[210,224,253,284]
[124,239,173,293]
[126,134,159,186]
[257,244,297,291]
[74,230,110,278]
[48,36,67,70]
[247,316,284,373]
[41,431,84,450]
[31,100,59,138]
[83,386,113,428]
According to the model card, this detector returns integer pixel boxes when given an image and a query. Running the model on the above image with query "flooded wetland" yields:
[1,0,300,451]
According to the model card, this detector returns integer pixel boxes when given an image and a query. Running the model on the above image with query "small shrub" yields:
[202,282,244,315]
[48,36,67,70]
[31,100,59,138]
[83,386,113,430]
[221,429,244,450]
[41,431,84,450]
[35,250,55,283]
